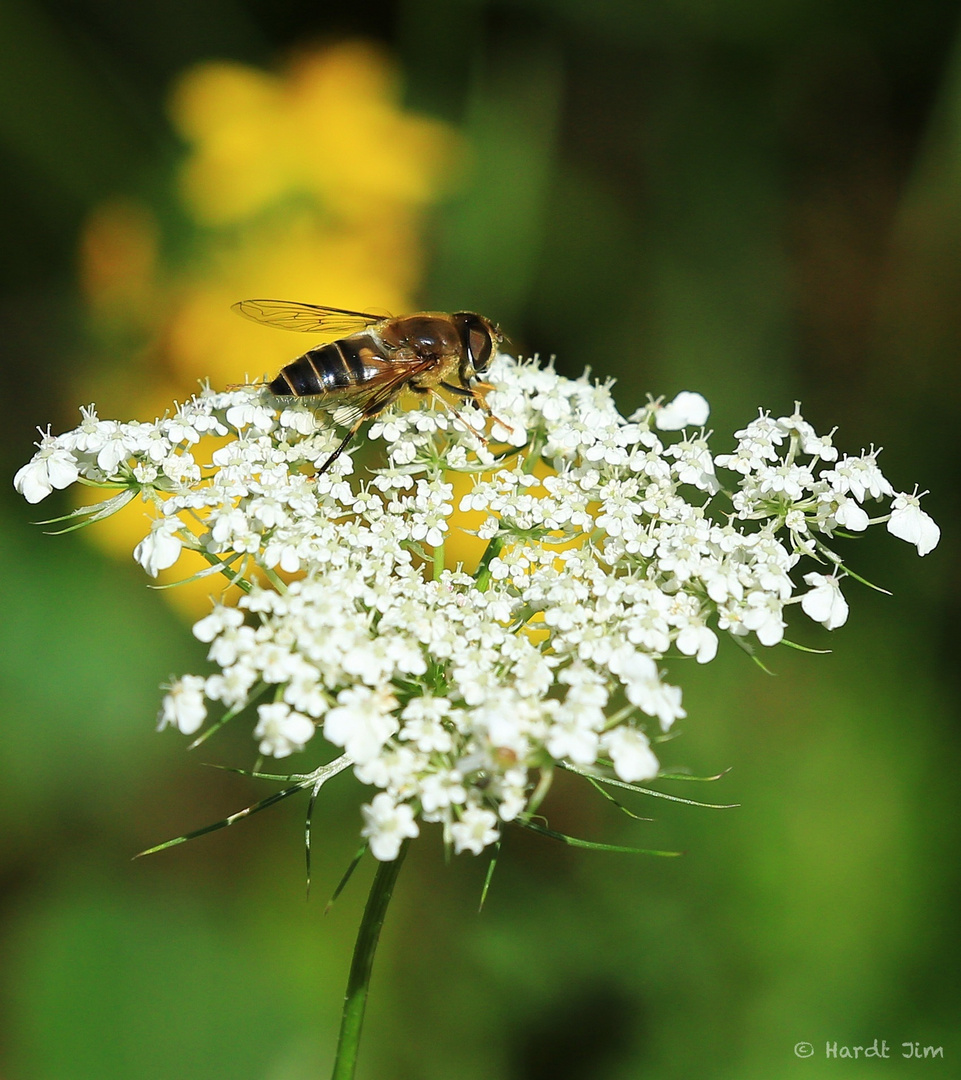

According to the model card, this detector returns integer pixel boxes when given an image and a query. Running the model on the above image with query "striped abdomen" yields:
[268,333,380,397]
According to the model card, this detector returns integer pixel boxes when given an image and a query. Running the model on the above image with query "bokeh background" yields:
[1,1,958,1077]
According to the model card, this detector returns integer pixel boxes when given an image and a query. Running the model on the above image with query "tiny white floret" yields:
[362,793,420,860]
[450,805,500,855]
[887,491,940,556]
[254,702,315,758]
[603,726,660,782]
[133,518,183,577]
[655,391,711,431]
[157,675,207,735]
[800,572,849,630]
[14,437,79,503]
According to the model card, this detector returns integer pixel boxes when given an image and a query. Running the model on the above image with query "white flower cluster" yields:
[15,358,939,860]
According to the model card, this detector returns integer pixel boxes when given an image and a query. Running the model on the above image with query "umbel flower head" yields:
[15,357,939,860]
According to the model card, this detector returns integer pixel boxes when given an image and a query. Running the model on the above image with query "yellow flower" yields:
[170,41,461,226]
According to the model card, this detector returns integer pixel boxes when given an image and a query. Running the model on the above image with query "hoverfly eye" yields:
[469,325,494,372]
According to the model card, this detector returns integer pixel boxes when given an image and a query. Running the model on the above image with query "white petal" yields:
[801,580,849,629]
[604,727,660,782]
[45,455,80,491]
[13,460,53,503]
[675,624,718,664]
[834,499,869,531]
[655,391,711,431]
[887,499,940,556]
[133,524,183,576]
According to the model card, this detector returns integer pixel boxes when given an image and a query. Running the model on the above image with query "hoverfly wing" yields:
[232,299,386,336]
[313,356,439,428]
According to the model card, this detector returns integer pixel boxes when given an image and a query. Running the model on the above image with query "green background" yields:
[0,1,957,1077]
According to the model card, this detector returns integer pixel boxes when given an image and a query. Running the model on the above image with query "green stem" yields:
[432,539,445,581]
[473,427,547,592]
[183,548,252,594]
[330,843,409,1080]
[473,535,504,593]
[261,565,289,594]
[521,428,548,476]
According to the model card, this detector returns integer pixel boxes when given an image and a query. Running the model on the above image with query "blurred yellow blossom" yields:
[74,40,464,617]
[170,41,460,225]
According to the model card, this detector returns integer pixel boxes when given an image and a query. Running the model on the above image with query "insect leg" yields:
[439,381,475,399]
[314,383,408,476]
[424,387,489,444]
[315,423,362,477]
[442,380,517,438]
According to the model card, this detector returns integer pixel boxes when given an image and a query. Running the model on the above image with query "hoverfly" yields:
[232,299,504,475]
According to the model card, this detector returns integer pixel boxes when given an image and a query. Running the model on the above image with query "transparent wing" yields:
[311,360,436,428]
[232,299,387,335]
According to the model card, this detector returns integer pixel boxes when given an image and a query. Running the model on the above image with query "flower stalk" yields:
[331,841,409,1080]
